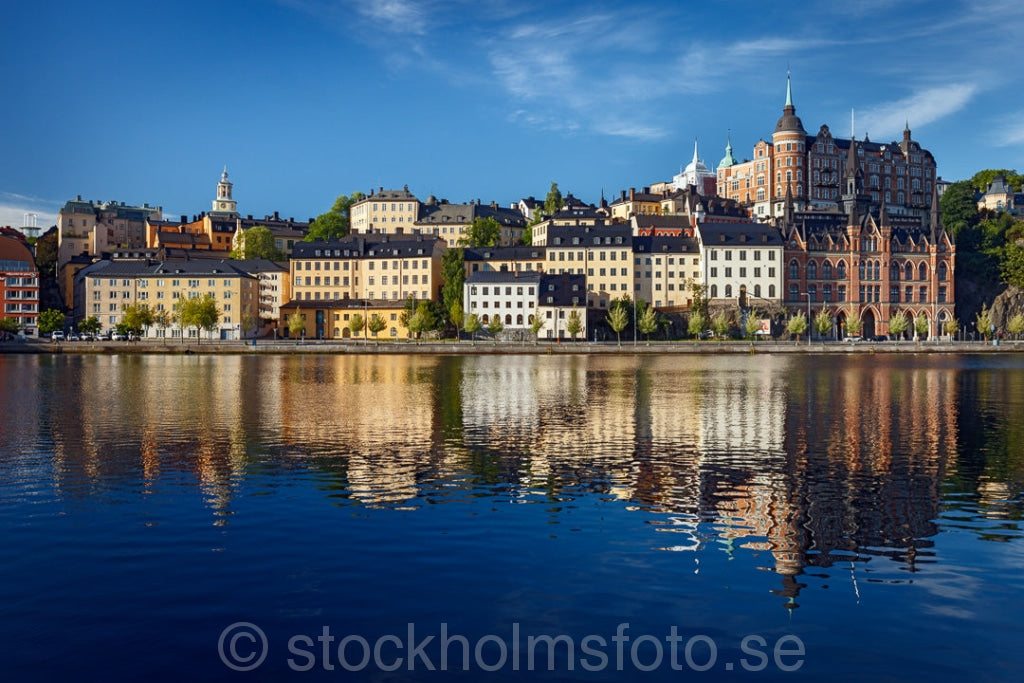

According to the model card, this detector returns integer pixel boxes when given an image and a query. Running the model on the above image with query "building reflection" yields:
[31,351,1024,606]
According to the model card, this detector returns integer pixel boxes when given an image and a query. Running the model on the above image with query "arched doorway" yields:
[835,310,848,339]
[862,309,877,339]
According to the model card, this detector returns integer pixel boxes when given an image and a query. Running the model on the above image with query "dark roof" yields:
[416,202,526,227]
[632,215,693,230]
[291,234,444,259]
[231,258,289,274]
[546,223,632,246]
[698,221,784,246]
[539,273,586,307]
[466,271,542,285]
[361,186,418,202]
[632,235,700,253]
[80,258,257,278]
[281,298,409,311]
[463,245,546,261]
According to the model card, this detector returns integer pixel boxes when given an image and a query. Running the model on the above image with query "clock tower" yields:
[211,166,238,217]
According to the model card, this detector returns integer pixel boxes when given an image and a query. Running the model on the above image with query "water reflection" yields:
[3,352,1022,603]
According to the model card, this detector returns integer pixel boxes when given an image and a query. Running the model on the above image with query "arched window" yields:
[823,284,832,302]
[789,260,800,280]
[859,261,865,279]
[711,285,719,298]
[528,314,535,323]
[505,314,512,325]
[769,284,776,298]
[482,314,489,324]
[873,261,880,280]
[807,261,817,279]
[754,284,762,297]
[918,263,928,280]
[938,262,947,281]
[837,261,847,279]
[788,284,799,301]
[725,284,733,298]
[516,314,523,325]
[905,262,913,281]
[891,262,900,281]
[823,261,832,279]
[808,285,817,302]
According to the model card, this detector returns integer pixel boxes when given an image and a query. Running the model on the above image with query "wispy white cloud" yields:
[993,113,1024,147]
[857,84,978,139]
[354,0,428,35]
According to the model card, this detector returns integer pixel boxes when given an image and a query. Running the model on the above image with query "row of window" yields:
[710,284,777,299]
[298,259,431,270]
[295,290,430,302]
[709,267,776,279]
[709,250,776,261]
[788,260,947,281]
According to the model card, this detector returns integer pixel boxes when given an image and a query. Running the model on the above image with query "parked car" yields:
[50,331,65,342]
[111,331,127,341]
[81,332,95,342]
[871,335,889,342]
[68,332,81,341]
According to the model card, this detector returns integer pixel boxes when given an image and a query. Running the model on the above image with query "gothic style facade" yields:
[778,141,955,340]
[718,76,938,223]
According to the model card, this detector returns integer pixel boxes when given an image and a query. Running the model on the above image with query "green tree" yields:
[241,311,257,339]
[944,317,960,338]
[459,217,501,248]
[606,304,628,346]
[914,313,930,340]
[975,304,994,339]
[889,310,910,341]
[530,310,545,342]
[38,309,65,336]
[465,313,481,343]
[288,307,306,340]
[486,314,504,342]
[193,293,221,341]
[231,225,285,260]
[687,310,708,339]
[78,315,102,336]
[940,180,980,239]
[368,313,387,341]
[970,169,1023,194]
[349,312,365,341]
[688,282,710,318]
[567,307,583,341]
[544,182,563,217]
[409,301,435,342]
[0,317,21,335]
[400,296,417,337]
[34,231,57,281]
[787,311,808,341]
[305,192,366,241]
[441,248,465,317]
[449,300,464,340]
[121,303,154,337]
[1006,312,1024,340]
[744,311,761,340]
[710,310,730,339]
[637,303,658,342]
[845,314,863,338]
[814,309,833,339]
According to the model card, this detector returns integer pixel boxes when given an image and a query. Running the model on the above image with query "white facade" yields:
[464,273,541,331]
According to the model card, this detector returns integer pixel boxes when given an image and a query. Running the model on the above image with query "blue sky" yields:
[2,0,1022,229]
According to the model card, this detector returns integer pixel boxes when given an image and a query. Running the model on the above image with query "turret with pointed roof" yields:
[773,73,806,135]
[719,133,738,168]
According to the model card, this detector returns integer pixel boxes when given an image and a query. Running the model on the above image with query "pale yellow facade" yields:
[289,238,444,304]
[82,264,257,339]
[350,187,421,235]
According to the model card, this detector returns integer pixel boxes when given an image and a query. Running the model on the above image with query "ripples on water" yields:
[1,352,1022,680]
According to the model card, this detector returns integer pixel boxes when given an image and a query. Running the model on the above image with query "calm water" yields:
[1,352,1022,681]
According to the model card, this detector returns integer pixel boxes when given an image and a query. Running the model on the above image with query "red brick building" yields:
[0,235,40,336]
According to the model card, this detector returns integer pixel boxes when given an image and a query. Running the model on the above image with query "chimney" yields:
[620,190,626,201]
[274,211,279,220]
[629,188,635,201]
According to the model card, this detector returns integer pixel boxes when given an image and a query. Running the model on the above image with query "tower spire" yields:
[785,70,793,107]
[693,138,699,165]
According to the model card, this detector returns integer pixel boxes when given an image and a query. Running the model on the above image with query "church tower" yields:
[211,167,238,217]
[771,73,808,216]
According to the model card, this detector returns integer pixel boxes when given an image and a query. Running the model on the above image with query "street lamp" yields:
[802,292,811,346]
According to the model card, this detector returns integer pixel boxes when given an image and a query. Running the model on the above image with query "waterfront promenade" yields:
[3,337,1019,355]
